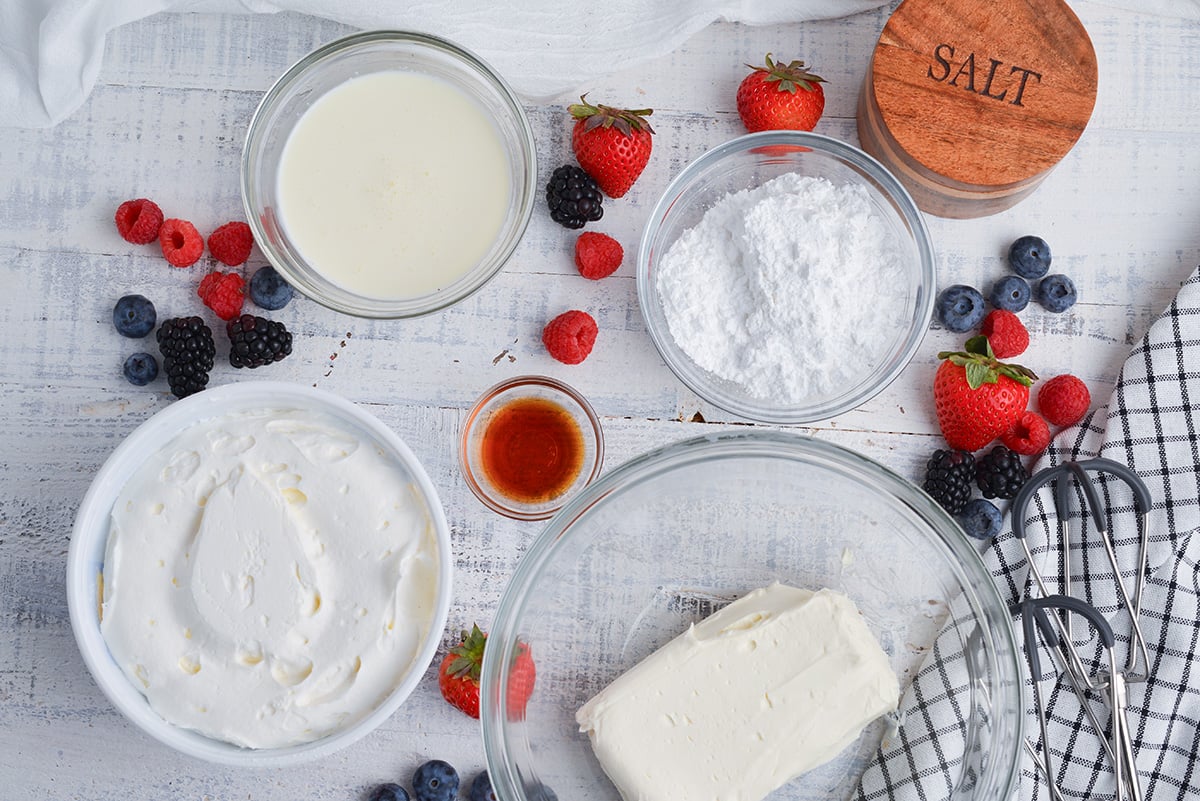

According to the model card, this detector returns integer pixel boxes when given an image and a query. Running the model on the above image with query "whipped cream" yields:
[576,584,899,801]
[100,407,442,748]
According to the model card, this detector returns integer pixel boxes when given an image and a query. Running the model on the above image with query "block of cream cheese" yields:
[576,584,899,801]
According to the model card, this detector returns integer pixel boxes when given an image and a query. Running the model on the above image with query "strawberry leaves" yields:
[746,53,825,95]
[938,336,1037,390]
[568,95,655,137]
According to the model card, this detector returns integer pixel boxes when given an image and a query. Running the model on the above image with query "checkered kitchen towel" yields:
[858,266,1200,801]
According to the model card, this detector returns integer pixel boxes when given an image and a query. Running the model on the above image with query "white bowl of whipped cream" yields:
[66,382,452,765]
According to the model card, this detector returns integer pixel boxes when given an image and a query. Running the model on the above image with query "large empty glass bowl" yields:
[481,431,1020,801]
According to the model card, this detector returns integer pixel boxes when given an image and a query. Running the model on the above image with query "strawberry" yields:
[437,624,535,720]
[933,336,1037,452]
[736,54,826,133]
[568,96,654,199]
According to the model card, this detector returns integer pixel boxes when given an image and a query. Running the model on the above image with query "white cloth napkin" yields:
[858,265,1200,801]
[2,0,892,128]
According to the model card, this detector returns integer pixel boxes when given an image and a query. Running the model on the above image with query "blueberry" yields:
[935,284,987,332]
[958,498,1002,540]
[469,771,497,801]
[1007,235,1051,279]
[989,275,1031,312]
[113,294,157,338]
[248,265,294,311]
[122,352,158,386]
[412,760,459,801]
[367,784,410,801]
[1037,274,1078,313]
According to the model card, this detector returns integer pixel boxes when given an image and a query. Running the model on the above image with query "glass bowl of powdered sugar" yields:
[637,131,935,424]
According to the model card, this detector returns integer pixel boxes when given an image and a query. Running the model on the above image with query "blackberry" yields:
[975,445,1028,499]
[155,316,215,398]
[546,164,603,229]
[922,449,975,514]
[226,314,292,369]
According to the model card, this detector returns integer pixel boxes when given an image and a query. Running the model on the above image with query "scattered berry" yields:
[958,498,1003,540]
[198,271,246,321]
[412,760,459,801]
[368,784,410,801]
[114,198,164,245]
[226,314,292,368]
[934,336,1036,452]
[542,310,598,365]
[574,232,624,280]
[122,352,159,386]
[156,316,216,398]
[736,53,826,133]
[1037,274,1078,313]
[990,275,1031,313]
[113,294,157,338]
[208,221,254,266]
[437,624,535,719]
[568,96,655,198]
[979,309,1029,358]
[922,449,976,515]
[248,265,293,310]
[1038,374,1091,428]
[1008,235,1052,279]
[975,445,1029,499]
[469,771,497,801]
[546,165,604,229]
[935,284,987,332]
[1001,410,1052,456]
[158,218,204,267]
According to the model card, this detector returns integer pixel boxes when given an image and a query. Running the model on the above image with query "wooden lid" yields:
[860,0,1096,215]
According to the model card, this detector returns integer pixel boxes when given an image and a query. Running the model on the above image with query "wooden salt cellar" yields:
[857,0,1097,218]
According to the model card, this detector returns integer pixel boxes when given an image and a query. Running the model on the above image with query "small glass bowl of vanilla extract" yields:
[461,376,604,521]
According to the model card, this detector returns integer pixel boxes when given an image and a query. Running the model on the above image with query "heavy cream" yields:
[276,70,511,299]
[576,584,899,801]
[100,408,441,749]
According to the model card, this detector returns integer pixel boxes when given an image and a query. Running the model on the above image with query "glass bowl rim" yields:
[479,429,1021,801]
[460,374,606,522]
[635,130,937,424]
[240,29,538,319]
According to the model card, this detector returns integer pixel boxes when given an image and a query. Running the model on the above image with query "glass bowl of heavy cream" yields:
[480,432,1021,801]
[637,130,936,424]
[242,30,537,319]
[66,382,452,765]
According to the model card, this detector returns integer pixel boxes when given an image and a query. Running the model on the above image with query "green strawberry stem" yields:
[446,624,487,682]
[938,335,1037,390]
[568,94,655,137]
[746,53,826,94]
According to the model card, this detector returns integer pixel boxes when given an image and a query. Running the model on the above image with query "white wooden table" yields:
[2,4,1198,799]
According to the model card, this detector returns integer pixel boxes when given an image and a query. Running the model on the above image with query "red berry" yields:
[159,218,204,267]
[197,271,246,320]
[1038,374,1091,428]
[980,309,1029,358]
[542,310,598,365]
[114,198,164,245]
[208,221,254,266]
[736,54,826,133]
[1001,410,1052,456]
[574,232,623,280]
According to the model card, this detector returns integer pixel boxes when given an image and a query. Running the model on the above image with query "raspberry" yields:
[1001,410,1052,456]
[114,198,164,245]
[542,310,598,364]
[198,271,246,320]
[208,221,254,266]
[1038,374,1091,427]
[980,309,1029,358]
[159,218,204,267]
[574,232,623,280]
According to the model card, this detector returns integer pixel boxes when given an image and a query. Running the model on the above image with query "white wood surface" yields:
[2,3,1199,799]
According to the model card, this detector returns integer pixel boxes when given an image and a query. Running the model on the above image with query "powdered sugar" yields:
[656,173,908,405]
